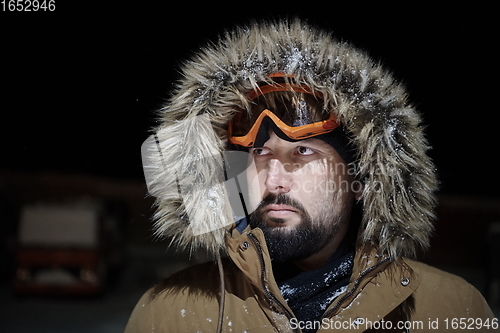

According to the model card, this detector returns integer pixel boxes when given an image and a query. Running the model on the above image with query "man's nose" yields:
[264,159,292,194]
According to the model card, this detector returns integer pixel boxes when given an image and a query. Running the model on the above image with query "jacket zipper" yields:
[247,233,295,320]
[320,256,392,321]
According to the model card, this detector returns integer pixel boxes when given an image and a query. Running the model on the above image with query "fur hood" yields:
[142,19,438,260]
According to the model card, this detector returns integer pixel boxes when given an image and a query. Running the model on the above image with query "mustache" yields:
[257,193,306,214]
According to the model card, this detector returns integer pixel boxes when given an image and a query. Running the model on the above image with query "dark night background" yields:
[1,4,498,195]
[0,3,498,332]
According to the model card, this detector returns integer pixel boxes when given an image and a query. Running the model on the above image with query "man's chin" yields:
[263,216,300,229]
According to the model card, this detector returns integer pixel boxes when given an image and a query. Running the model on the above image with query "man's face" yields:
[247,131,356,263]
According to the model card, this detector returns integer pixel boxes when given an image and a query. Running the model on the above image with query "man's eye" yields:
[252,147,271,156]
[297,146,315,156]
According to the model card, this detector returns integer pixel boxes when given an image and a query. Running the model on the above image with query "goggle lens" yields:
[228,83,339,147]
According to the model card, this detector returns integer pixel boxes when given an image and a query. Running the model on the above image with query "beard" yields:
[249,193,344,263]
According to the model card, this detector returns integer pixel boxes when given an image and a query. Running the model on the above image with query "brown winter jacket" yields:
[125,224,497,333]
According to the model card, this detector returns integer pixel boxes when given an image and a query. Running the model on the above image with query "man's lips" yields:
[263,204,298,218]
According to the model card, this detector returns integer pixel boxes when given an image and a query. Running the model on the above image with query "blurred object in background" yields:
[486,221,500,307]
[13,200,123,296]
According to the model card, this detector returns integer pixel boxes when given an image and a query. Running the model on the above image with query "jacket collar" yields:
[225,222,420,330]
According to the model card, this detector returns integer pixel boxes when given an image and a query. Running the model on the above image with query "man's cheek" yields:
[245,173,266,213]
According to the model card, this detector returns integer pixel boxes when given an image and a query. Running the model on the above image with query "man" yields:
[126,20,497,332]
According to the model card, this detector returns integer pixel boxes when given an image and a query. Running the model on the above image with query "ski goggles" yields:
[228,83,339,147]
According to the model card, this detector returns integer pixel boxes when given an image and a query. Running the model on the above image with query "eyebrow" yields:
[296,138,328,147]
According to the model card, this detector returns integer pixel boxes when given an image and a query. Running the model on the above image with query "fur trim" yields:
[149,19,438,259]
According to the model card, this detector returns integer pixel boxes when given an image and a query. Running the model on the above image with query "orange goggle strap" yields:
[228,109,339,147]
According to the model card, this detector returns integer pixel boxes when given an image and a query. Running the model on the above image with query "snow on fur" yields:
[149,19,438,259]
